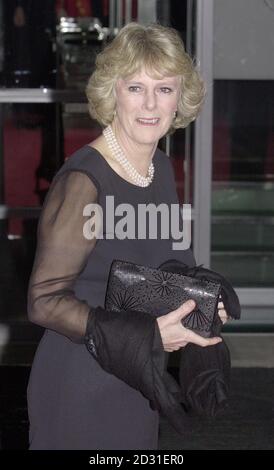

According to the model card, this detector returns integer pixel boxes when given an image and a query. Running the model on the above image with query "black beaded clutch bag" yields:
[105,260,221,338]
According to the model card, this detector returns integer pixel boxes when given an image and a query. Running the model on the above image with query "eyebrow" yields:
[124,79,177,85]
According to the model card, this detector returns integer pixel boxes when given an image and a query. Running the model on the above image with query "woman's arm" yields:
[28,171,98,343]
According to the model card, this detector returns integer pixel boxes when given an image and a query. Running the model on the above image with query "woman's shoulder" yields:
[62,144,101,171]
[54,145,104,191]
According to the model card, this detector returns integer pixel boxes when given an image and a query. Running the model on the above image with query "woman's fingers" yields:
[165,332,221,352]
[217,301,229,323]
[171,300,196,321]
[158,299,196,330]
[218,308,229,324]
[159,299,225,351]
[184,328,222,347]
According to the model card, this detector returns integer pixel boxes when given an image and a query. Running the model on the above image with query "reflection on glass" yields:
[62,103,101,160]
[0,0,111,90]
[3,102,64,211]
[158,0,191,205]
[211,80,274,287]
[1,1,57,88]
[56,16,107,90]
[1,99,101,325]
[0,0,192,330]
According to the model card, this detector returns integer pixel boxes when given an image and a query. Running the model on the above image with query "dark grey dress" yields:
[27,145,195,450]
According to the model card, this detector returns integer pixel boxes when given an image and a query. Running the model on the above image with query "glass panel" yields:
[157,0,195,205]
[3,102,62,210]
[211,0,274,288]
[211,81,274,286]
[0,100,100,334]
[0,1,193,365]
[0,103,55,325]
[0,0,109,90]
[1,1,57,88]
[62,102,101,159]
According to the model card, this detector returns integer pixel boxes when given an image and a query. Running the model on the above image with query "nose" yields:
[143,88,157,111]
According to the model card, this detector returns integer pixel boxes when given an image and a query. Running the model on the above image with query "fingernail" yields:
[187,300,195,308]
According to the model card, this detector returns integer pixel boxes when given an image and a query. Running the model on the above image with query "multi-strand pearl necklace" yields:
[103,125,155,187]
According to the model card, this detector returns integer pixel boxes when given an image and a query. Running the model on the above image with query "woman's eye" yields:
[128,86,141,92]
[160,87,173,94]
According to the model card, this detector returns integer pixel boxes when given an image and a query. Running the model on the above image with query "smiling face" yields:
[113,69,181,148]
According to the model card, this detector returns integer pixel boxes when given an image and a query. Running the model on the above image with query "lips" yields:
[136,118,160,125]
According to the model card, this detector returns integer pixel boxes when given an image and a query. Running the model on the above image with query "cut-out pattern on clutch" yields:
[105,260,221,338]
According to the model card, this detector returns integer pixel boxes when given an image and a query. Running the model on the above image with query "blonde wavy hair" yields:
[86,22,205,131]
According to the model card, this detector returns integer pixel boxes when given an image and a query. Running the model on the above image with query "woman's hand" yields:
[156,300,222,352]
[217,301,229,324]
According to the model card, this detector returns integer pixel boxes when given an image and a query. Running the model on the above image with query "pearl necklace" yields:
[103,125,155,187]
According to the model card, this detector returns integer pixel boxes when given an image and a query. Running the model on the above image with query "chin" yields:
[137,136,159,146]
[133,128,165,145]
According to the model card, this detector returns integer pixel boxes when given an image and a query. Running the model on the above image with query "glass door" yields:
[194,0,274,328]
[0,0,110,363]
[0,0,195,362]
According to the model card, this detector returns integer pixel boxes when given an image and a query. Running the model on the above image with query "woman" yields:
[27,22,227,450]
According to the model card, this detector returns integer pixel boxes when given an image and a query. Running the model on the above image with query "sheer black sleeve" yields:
[27,170,99,343]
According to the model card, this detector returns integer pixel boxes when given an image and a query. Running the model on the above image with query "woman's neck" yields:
[111,121,157,176]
